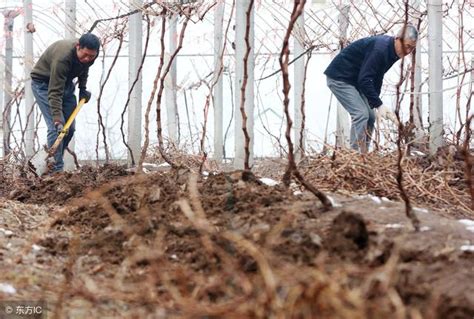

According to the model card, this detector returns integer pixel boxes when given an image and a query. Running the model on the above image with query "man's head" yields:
[76,33,100,64]
[394,24,418,58]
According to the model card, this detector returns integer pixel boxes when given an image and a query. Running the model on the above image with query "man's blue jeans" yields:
[326,77,375,152]
[31,79,77,172]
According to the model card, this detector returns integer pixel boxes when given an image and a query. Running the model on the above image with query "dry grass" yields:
[297,147,472,218]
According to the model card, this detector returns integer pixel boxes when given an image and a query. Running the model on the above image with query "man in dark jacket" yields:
[31,33,100,172]
[325,25,418,152]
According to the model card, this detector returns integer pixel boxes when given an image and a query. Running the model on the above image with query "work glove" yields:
[376,105,398,124]
[79,89,92,103]
[54,121,64,133]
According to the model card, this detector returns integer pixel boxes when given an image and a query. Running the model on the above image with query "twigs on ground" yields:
[299,148,473,217]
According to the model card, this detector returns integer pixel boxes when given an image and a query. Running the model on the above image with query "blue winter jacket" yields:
[324,35,399,108]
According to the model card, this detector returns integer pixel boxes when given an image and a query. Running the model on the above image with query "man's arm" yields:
[78,68,92,103]
[78,67,89,91]
[48,60,69,123]
[357,50,385,108]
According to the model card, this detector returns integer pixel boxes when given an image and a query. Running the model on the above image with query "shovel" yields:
[30,98,86,176]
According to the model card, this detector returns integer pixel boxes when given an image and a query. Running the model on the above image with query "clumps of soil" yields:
[38,172,181,263]
[325,211,369,261]
[40,171,324,269]
[6,164,130,205]
[5,167,474,318]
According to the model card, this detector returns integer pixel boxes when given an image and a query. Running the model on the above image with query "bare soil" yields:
[0,161,473,318]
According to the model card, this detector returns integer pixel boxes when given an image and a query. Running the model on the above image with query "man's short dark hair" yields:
[78,33,100,51]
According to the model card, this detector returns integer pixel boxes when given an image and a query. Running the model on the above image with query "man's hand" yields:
[79,89,92,103]
[54,121,64,133]
[376,105,398,124]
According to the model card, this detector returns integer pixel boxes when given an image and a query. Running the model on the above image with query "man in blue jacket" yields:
[325,24,418,152]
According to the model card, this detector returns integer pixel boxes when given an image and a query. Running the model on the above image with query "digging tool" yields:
[30,98,86,176]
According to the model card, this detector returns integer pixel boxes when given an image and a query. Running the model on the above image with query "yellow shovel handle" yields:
[48,98,86,156]
[63,98,86,131]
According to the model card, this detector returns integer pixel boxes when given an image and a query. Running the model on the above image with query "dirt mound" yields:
[41,171,322,268]
[1,155,473,318]
[21,169,472,318]
[6,164,130,205]
[325,211,369,261]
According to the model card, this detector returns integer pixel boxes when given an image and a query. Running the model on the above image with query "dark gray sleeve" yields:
[48,60,69,121]
[78,67,89,90]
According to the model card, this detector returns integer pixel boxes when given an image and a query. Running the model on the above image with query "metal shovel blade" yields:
[29,147,50,176]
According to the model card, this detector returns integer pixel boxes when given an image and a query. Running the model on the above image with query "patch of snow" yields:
[381,197,392,203]
[385,223,404,229]
[293,190,303,196]
[458,219,474,233]
[420,226,431,232]
[259,177,279,187]
[0,228,13,236]
[170,254,178,260]
[0,283,16,294]
[104,225,121,233]
[411,150,426,156]
[310,233,322,246]
[458,219,474,227]
[32,244,43,252]
[327,196,342,207]
[202,171,209,176]
[353,194,382,204]
[413,207,429,214]
[460,245,474,252]
[369,195,382,204]
[142,162,170,168]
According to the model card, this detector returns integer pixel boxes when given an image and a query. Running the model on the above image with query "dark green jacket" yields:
[31,39,94,121]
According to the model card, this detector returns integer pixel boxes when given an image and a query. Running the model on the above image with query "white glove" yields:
[376,105,398,124]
